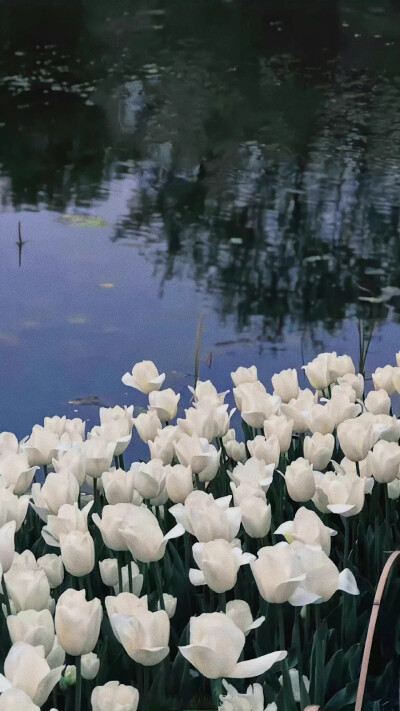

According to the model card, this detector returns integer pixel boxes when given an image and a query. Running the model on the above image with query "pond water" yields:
[1,0,400,439]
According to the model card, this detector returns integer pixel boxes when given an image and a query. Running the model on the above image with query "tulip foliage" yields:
[2,354,400,710]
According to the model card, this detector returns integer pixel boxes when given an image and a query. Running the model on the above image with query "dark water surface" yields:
[1,0,400,437]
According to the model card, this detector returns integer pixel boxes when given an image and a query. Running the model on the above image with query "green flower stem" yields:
[153,560,165,610]
[2,578,11,616]
[117,553,123,593]
[355,460,361,477]
[93,477,97,506]
[218,591,226,611]
[74,655,82,711]
[126,551,133,594]
[119,453,125,470]
[86,573,93,600]
[43,464,48,479]
[343,516,350,569]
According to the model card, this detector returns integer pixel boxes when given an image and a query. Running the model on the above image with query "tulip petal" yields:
[229,650,287,678]
[133,646,169,666]
[274,521,294,537]
[33,665,64,707]
[239,552,256,566]
[178,644,225,679]
[189,569,206,586]
[288,587,321,606]
[246,615,265,631]
[338,568,359,596]
[162,523,185,543]
[0,674,12,692]
[327,504,355,515]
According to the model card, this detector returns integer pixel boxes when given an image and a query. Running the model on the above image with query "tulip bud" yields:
[271,368,299,403]
[55,589,103,656]
[247,435,280,467]
[337,417,378,461]
[59,530,95,577]
[365,389,391,415]
[133,411,162,443]
[165,464,193,503]
[388,479,400,500]
[102,468,136,505]
[307,404,335,435]
[230,366,258,387]
[264,414,294,454]
[91,681,139,711]
[157,594,177,618]
[7,609,55,657]
[148,388,180,422]
[189,540,254,593]
[99,558,119,587]
[303,432,334,470]
[284,458,315,502]
[81,652,100,680]
[368,440,400,483]
[337,372,364,399]
[63,665,76,686]
[224,439,247,463]
[372,365,395,395]
[279,669,310,703]
[37,554,64,588]
[0,521,16,574]
[4,567,50,613]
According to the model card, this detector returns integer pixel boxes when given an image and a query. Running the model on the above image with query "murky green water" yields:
[1,0,400,437]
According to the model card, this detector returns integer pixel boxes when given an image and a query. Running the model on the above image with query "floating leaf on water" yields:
[67,315,88,324]
[68,396,110,407]
[99,283,115,289]
[58,214,108,227]
[358,296,389,303]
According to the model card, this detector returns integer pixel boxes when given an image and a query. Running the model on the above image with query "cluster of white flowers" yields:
[0,353,399,710]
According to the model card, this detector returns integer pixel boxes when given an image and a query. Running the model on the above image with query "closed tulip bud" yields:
[59,530,95,577]
[302,352,336,390]
[337,417,378,461]
[179,612,286,678]
[132,459,167,502]
[233,381,280,429]
[0,521,16,574]
[63,665,76,686]
[7,609,55,657]
[148,389,180,422]
[4,567,50,612]
[148,426,180,464]
[0,453,38,495]
[230,457,274,493]
[31,471,79,517]
[37,554,64,588]
[133,411,162,443]
[271,368,299,403]
[20,425,60,467]
[120,506,184,563]
[280,389,316,433]
[285,458,316,502]
[231,366,258,387]
[365,389,391,415]
[170,490,241,542]
[388,479,400,500]
[0,432,19,455]
[264,414,294,453]
[157,594,177,618]
[247,435,280,467]
[0,489,29,531]
[99,558,119,587]
[313,469,365,516]
[231,483,272,539]
[329,354,355,381]
[225,600,264,635]
[337,372,364,399]
[274,506,334,556]
[108,593,170,665]
[102,468,136,505]
[369,440,400,483]
[188,379,229,405]
[122,360,165,394]
[0,643,64,707]
[307,404,335,435]
[303,432,334,470]
[93,503,136,552]
[225,439,247,463]
[84,438,115,479]
[0,688,41,710]
[174,433,220,482]
[165,464,193,503]
[190,540,254,593]
[372,365,395,395]
[55,589,102,656]
[81,652,100,680]
[41,501,93,548]
[91,681,139,711]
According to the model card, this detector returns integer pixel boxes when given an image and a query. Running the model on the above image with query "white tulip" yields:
[0,642,63,706]
[271,368,299,403]
[165,464,194,503]
[170,491,241,543]
[113,562,143,596]
[251,542,305,604]
[0,489,29,531]
[148,426,180,464]
[285,458,316,502]
[337,417,378,462]
[174,433,220,482]
[91,680,139,711]
[0,453,37,495]
[59,530,95,577]
[233,381,280,429]
[122,360,165,394]
[4,567,50,612]
[89,421,131,457]
[92,503,136,552]
[231,366,258,387]
[290,541,359,603]
[131,459,167,503]
[307,404,335,435]
[148,388,180,422]
[179,612,286,678]
[0,521,16,574]
[224,440,247,463]
[37,554,64,588]
[7,609,55,657]
[119,506,184,563]
[0,433,19,456]
[274,507,334,555]
[388,479,400,500]
[364,389,391,415]
[20,425,60,467]
[247,435,280,467]
[133,411,162,443]
[368,440,400,483]
[372,365,395,395]
[231,484,271,539]
[313,469,365,516]
[278,670,310,703]
[189,539,254,593]
[41,501,93,547]
[55,589,102,656]
[99,558,119,587]
[230,458,274,493]
[263,415,294,453]
[225,600,265,636]
[81,652,100,680]
[302,352,337,390]
[102,468,136,504]
[188,380,229,406]
[303,432,334,470]
[0,688,40,711]
[280,389,315,433]
[337,372,364,399]
[326,390,362,428]
[53,448,86,486]
[157,594,177,619]
[31,471,79,518]
[219,680,269,711]
[83,438,115,479]
[108,593,170,665]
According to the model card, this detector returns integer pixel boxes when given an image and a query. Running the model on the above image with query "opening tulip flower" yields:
[189,539,255,593]
[107,593,170,665]
[179,612,286,678]
[122,360,165,394]
[0,642,64,707]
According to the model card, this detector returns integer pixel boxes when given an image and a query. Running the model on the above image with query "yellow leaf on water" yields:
[99,283,115,288]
